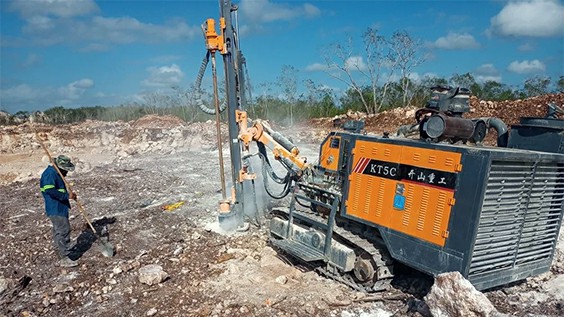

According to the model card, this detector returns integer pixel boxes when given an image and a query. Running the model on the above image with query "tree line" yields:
[1,72,562,127]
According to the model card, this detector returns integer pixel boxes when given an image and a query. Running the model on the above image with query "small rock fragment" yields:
[138,264,169,285]
[0,277,9,295]
[275,275,288,285]
[173,246,183,256]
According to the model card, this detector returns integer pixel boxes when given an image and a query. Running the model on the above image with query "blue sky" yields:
[1,0,563,113]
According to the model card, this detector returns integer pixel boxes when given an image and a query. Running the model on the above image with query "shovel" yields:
[35,130,115,257]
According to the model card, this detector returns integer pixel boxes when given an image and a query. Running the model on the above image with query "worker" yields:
[40,155,78,268]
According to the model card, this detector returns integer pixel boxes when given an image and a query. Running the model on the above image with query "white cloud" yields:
[421,72,439,79]
[1,84,45,105]
[490,0,564,37]
[344,56,367,72]
[305,56,367,72]
[0,79,95,111]
[142,64,185,88]
[476,64,499,76]
[9,0,99,19]
[507,59,546,74]
[74,78,94,88]
[24,16,56,32]
[475,64,502,82]
[9,1,200,47]
[240,0,320,23]
[93,17,200,44]
[58,78,94,100]
[476,75,502,83]
[433,32,480,50]
[305,63,329,72]
[389,72,432,83]
[303,4,321,17]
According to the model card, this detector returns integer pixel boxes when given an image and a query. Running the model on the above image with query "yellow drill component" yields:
[204,18,225,53]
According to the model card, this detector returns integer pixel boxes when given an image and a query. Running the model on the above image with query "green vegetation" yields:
[1,72,561,127]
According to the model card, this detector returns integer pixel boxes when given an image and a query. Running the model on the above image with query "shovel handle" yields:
[34,130,98,235]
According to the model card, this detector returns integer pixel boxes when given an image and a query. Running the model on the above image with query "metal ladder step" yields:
[270,238,325,262]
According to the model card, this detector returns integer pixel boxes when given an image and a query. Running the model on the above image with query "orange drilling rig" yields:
[196,0,564,291]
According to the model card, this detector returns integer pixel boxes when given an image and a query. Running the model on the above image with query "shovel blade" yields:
[99,237,115,257]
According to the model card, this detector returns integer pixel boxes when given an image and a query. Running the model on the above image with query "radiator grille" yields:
[469,160,564,278]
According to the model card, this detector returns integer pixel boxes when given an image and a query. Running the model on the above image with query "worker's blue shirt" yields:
[40,165,71,217]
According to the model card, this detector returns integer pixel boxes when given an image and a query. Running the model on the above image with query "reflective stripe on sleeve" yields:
[40,185,55,192]
[40,185,66,193]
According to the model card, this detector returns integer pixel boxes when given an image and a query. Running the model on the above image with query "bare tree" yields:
[323,35,373,114]
[278,65,298,125]
[387,31,425,106]
[362,27,397,113]
[256,82,273,119]
[322,28,423,113]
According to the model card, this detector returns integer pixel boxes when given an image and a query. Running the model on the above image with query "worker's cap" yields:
[55,155,75,172]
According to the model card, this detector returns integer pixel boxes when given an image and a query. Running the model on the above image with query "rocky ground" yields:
[1,94,564,317]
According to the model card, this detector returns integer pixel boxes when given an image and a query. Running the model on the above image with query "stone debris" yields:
[275,275,288,285]
[138,264,169,286]
[0,277,10,295]
[424,271,506,317]
[0,95,563,317]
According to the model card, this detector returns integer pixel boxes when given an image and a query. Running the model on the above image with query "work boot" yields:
[58,257,78,268]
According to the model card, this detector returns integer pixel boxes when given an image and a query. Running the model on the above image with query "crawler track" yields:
[271,206,394,292]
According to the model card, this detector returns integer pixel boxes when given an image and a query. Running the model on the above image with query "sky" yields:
[1,0,563,113]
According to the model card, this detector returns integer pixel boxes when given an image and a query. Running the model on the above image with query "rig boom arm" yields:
[237,110,308,174]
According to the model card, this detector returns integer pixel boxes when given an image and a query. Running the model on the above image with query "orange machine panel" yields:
[319,135,341,171]
[345,140,462,247]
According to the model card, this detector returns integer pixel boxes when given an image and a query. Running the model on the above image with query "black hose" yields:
[262,164,292,199]
[258,145,288,185]
[194,52,227,115]
[257,150,294,199]
[295,196,312,209]
[259,152,290,184]
[257,142,270,165]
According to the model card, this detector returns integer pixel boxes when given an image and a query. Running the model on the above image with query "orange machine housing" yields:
[344,140,461,247]
[315,131,564,290]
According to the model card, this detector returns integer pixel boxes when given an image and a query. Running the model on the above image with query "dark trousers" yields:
[49,215,72,258]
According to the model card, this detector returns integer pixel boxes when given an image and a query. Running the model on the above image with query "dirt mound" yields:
[132,115,186,129]
[0,118,225,185]
[467,93,564,125]
[307,93,564,137]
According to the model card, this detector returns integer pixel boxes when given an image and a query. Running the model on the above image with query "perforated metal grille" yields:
[469,160,564,278]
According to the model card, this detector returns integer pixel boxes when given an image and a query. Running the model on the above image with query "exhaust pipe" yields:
[483,117,508,147]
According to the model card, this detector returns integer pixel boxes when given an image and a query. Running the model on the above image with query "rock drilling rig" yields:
[196,0,564,291]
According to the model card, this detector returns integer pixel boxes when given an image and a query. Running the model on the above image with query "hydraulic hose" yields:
[195,52,227,115]
[257,147,294,199]
[261,158,292,199]
[259,152,290,185]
